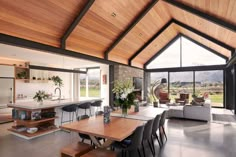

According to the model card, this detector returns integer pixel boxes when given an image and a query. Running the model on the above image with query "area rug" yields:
[212,114,236,123]
[0,114,13,124]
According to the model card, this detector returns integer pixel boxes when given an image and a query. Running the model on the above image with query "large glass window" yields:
[169,72,193,101]
[79,68,100,98]
[88,69,100,97]
[146,36,227,69]
[182,37,226,66]
[79,74,86,97]
[195,70,223,107]
[150,72,168,92]
[147,38,180,69]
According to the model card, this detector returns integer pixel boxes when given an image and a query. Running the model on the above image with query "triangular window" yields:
[146,36,226,69]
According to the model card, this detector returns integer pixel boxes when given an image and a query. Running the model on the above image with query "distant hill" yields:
[151,70,223,83]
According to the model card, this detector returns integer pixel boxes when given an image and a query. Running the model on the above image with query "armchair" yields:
[175,93,189,105]
[159,92,170,104]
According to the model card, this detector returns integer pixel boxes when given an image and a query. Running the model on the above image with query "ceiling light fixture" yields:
[111,12,116,17]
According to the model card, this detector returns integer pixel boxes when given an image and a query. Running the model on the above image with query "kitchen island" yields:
[7,98,102,140]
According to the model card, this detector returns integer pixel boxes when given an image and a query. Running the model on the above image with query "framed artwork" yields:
[102,74,107,84]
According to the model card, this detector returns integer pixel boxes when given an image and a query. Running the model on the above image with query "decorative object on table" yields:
[112,79,135,117]
[149,78,167,107]
[33,90,49,105]
[103,106,110,123]
[51,76,63,87]
[134,100,139,112]
[26,127,38,134]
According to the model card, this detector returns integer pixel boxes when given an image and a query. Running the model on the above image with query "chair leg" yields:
[90,107,92,116]
[162,126,167,141]
[85,109,87,115]
[155,133,162,147]
[151,136,156,155]
[159,128,163,145]
[148,139,155,156]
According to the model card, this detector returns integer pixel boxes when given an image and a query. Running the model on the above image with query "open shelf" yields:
[15,117,58,126]
[8,127,59,139]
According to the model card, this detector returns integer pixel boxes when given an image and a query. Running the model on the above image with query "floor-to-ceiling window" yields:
[147,35,227,107]
[195,70,224,107]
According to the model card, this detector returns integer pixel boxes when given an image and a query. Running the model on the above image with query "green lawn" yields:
[80,87,100,97]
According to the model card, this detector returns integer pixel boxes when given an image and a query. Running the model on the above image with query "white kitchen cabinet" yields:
[0,65,15,78]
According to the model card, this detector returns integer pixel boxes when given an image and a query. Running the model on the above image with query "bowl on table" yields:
[26,127,38,134]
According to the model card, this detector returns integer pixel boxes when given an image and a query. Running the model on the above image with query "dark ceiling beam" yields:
[144,34,181,69]
[104,0,159,60]
[227,49,236,68]
[128,19,173,66]
[181,34,228,60]
[164,0,236,33]
[61,0,95,49]
[173,19,235,53]
[0,33,143,70]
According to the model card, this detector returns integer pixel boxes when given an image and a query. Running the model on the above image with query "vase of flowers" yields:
[33,90,48,105]
[112,79,135,117]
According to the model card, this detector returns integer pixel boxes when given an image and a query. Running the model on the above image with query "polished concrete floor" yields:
[0,116,236,157]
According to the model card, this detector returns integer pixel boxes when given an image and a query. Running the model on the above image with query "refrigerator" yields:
[0,78,14,109]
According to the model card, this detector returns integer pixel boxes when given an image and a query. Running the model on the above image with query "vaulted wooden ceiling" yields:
[0,0,235,69]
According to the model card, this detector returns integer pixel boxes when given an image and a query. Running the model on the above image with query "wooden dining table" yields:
[60,116,144,148]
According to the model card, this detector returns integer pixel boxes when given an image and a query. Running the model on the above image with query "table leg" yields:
[89,135,114,148]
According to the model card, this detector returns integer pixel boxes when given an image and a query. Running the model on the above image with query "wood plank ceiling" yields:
[0,0,235,69]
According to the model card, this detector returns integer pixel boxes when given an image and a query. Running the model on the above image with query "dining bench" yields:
[61,142,93,157]
[81,148,117,157]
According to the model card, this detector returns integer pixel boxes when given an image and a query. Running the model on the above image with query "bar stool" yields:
[90,100,102,115]
[77,102,91,116]
[61,104,77,125]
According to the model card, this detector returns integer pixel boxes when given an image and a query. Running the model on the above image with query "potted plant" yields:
[51,76,63,88]
[33,90,48,105]
[112,79,135,117]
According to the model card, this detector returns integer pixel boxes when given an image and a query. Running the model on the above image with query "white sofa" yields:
[167,102,211,122]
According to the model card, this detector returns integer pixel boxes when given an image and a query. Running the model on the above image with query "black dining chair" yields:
[77,115,92,145]
[142,119,154,157]
[77,115,105,145]
[61,104,77,125]
[159,110,168,145]
[111,125,144,157]
[151,114,162,155]
[77,102,91,116]
[91,100,102,115]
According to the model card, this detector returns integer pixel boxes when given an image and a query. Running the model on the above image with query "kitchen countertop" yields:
[7,98,103,110]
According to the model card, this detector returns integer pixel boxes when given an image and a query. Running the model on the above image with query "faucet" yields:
[54,87,61,100]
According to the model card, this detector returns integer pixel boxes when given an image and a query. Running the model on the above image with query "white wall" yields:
[16,71,72,100]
